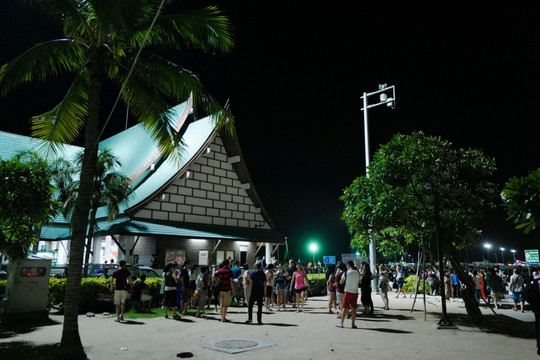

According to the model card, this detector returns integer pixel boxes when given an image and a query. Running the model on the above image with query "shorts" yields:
[491,291,502,303]
[275,282,286,290]
[295,286,307,293]
[513,291,524,303]
[163,290,177,308]
[141,294,152,302]
[220,290,231,307]
[342,292,358,309]
[336,291,344,305]
[266,286,274,298]
[182,288,193,300]
[114,290,128,305]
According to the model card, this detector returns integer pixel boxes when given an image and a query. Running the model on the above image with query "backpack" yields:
[524,278,540,309]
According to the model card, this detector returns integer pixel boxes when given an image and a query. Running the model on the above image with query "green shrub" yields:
[306,274,327,296]
[0,280,6,294]
[403,275,430,293]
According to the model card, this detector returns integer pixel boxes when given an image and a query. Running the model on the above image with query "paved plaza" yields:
[0,293,537,360]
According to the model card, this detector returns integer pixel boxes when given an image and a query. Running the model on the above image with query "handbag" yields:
[304,275,310,287]
[193,290,201,299]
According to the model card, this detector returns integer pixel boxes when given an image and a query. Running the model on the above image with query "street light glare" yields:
[309,243,318,252]
[484,243,492,249]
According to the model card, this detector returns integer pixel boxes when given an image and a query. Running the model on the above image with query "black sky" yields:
[1,2,540,261]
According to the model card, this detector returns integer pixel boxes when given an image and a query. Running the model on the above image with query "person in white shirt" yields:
[339,261,360,328]
[242,264,251,306]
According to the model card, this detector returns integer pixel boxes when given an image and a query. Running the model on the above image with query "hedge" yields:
[0,278,163,313]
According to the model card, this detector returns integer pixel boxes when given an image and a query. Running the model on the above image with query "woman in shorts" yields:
[290,263,309,312]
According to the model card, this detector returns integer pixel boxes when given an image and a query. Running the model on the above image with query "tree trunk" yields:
[83,208,98,276]
[443,244,483,323]
[60,54,104,359]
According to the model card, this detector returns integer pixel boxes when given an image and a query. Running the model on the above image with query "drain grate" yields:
[202,338,276,354]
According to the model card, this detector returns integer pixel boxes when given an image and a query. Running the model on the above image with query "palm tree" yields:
[0,1,234,358]
[55,149,133,275]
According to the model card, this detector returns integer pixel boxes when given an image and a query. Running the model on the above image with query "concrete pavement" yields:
[0,292,537,360]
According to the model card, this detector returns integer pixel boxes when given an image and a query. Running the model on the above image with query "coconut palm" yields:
[56,149,133,275]
[0,1,234,358]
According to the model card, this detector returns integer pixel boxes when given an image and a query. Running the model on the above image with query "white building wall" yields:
[134,134,270,229]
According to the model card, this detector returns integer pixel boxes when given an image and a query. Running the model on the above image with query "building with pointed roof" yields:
[0,99,285,269]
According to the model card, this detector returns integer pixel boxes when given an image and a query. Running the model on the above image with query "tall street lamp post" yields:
[500,247,505,264]
[309,243,318,267]
[361,83,396,291]
[511,249,516,263]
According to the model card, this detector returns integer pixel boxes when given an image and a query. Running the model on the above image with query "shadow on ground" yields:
[0,342,60,360]
[0,317,60,340]
[449,313,536,339]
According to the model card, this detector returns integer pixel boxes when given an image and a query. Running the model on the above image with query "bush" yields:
[307,273,327,296]
[403,275,430,293]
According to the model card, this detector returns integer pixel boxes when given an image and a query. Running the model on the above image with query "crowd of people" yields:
[107,257,535,328]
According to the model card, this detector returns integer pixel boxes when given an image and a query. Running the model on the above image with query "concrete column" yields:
[265,242,272,266]
[92,236,102,263]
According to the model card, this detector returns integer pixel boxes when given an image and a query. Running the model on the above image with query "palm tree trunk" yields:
[83,208,98,276]
[60,53,105,359]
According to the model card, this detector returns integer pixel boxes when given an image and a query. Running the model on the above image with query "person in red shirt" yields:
[213,259,236,322]
[109,260,130,322]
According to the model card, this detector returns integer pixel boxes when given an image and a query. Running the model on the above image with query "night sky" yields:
[1,2,540,262]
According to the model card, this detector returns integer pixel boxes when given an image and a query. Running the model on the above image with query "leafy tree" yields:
[501,168,540,234]
[0,157,58,259]
[0,1,234,358]
[341,132,498,321]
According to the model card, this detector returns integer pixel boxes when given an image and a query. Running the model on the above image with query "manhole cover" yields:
[202,338,276,354]
[215,340,258,349]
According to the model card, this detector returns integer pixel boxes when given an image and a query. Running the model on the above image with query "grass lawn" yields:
[120,301,245,320]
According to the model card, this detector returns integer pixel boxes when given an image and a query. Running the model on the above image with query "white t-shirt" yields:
[243,269,251,286]
[344,269,360,294]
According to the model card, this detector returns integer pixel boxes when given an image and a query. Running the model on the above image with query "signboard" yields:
[323,256,336,264]
[525,249,539,264]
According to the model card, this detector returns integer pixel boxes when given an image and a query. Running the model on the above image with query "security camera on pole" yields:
[360,84,396,291]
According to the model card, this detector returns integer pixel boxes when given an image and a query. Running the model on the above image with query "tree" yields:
[501,168,540,234]
[0,1,234,358]
[0,157,58,259]
[55,149,133,274]
[341,132,498,321]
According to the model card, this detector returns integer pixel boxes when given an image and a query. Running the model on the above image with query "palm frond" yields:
[129,6,234,53]
[31,69,89,151]
[0,39,87,96]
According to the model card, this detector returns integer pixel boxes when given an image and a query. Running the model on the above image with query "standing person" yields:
[246,262,267,324]
[275,263,288,311]
[335,263,346,318]
[290,263,309,312]
[378,263,390,310]
[231,261,242,303]
[488,268,505,309]
[359,262,374,315]
[451,270,460,298]
[109,259,130,322]
[151,254,159,269]
[285,260,296,307]
[131,274,153,313]
[531,272,540,355]
[395,265,406,298]
[509,268,525,312]
[162,263,179,319]
[213,259,236,322]
[195,266,210,318]
[265,264,275,311]
[326,265,337,314]
[339,261,360,328]
[242,263,251,307]
[179,260,192,315]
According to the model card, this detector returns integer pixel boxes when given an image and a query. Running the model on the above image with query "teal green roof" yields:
[40,218,246,241]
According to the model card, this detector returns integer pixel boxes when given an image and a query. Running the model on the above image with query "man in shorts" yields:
[339,261,360,328]
[110,259,130,322]
[213,259,236,322]
[179,260,192,315]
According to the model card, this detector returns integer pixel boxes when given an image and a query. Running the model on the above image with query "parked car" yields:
[88,263,159,279]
